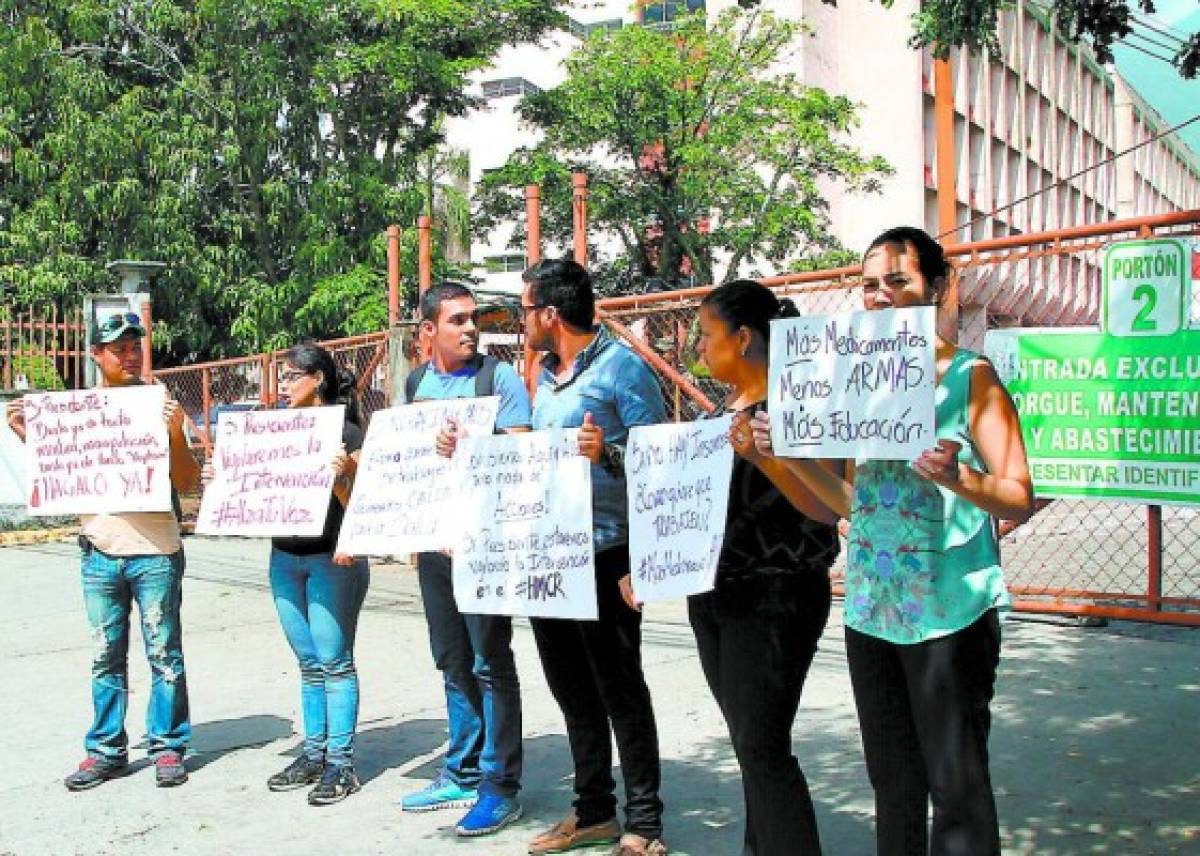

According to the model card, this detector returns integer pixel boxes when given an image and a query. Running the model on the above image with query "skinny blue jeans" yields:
[269,548,369,768]
[81,546,190,760]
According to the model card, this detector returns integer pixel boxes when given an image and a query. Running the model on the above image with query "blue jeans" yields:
[269,549,369,768]
[418,552,523,797]
[81,545,190,761]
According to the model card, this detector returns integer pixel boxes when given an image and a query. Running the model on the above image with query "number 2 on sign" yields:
[1131,284,1158,333]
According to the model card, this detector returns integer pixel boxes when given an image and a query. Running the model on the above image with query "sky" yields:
[1111,0,1200,157]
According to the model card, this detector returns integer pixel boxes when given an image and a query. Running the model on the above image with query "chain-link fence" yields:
[152,213,1200,624]
[594,216,1200,625]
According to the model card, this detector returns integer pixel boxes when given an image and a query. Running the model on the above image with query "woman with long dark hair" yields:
[689,279,841,855]
[265,343,369,805]
[205,343,369,805]
[751,228,1034,855]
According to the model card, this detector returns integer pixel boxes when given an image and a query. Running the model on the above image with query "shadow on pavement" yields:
[185,714,295,772]
[509,730,876,855]
[987,621,1200,854]
[354,718,454,784]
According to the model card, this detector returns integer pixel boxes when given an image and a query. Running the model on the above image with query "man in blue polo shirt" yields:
[400,281,531,838]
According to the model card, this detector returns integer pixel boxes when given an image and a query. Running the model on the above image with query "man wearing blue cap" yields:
[5,312,200,790]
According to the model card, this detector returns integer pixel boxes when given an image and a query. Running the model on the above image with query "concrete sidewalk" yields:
[0,536,1196,856]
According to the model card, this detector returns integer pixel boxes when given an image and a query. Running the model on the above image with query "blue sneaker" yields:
[455,793,523,837]
[400,774,478,812]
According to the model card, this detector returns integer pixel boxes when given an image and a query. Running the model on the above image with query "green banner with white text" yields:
[985,327,1200,505]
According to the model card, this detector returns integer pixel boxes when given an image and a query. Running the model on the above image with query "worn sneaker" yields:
[528,813,621,854]
[63,755,130,791]
[154,751,188,788]
[456,793,524,837]
[610,833,668,856]
[267,755,325,791]
[307,764,361,806]
[400,774,478,812]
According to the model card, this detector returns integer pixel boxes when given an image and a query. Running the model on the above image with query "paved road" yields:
[0,536,1197,855]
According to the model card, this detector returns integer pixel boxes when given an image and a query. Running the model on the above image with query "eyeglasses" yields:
[519,303,548,315]
[278,369,311,383]
[100,312,142,332]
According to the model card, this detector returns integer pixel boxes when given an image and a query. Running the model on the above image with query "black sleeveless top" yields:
[707,401,839,585]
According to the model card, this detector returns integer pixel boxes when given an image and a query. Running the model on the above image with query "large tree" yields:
[474,8,891,295]
[0,0,563,362]
[887,0,1200,77]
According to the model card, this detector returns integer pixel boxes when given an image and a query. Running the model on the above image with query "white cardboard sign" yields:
[24,385,172,515]
[627,417,733,603]
[452,429,597,620]
[768,307,936,460]
[336,397,500,555]
[195,406,345,537]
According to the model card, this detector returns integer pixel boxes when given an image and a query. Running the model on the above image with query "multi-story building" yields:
[447,0,1200,319]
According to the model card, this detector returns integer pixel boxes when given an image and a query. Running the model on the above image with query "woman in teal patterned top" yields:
[750,227,1034,856]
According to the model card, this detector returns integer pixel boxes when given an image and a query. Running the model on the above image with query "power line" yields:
[938,111,1200,241]
[1120,36,1178,67]
[1124,27,1185,56]
[1129,12,1190,44]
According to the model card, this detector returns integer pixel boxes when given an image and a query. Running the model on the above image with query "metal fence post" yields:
[1148,505,1163,612]
[572,172,588,265]
[418,215,433,300]
[387,224,401,326]
[524,184,543,401]
[201,367,212,448]
[139,300,153,382]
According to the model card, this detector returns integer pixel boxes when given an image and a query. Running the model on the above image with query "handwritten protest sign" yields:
[627,416,733,603]
[453,429,596,620]
[195,406,344,537]
[336,397,500,555]
[23,385,171,515]
[768,306,936,460]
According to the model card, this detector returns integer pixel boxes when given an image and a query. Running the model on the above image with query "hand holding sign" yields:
[163,398,185,434]
[330,443,351,478]
[436,417,462,459]
[5,397,26,441]
[750,411,774,457]
[728,412,759,462]
[912,439,963,487]
[577,411,604,464]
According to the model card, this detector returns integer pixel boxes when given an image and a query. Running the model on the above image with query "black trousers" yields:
[846,609,1002,856]
[530,546,664,838]
[689,572,832,856]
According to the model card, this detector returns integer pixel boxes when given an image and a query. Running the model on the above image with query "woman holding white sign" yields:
[751,227,1034,856]
[691,279,841,856]
[241,344,369,805]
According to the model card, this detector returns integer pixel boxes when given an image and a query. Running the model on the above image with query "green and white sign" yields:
[985,237,1199,506]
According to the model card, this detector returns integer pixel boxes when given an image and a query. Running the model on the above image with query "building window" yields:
[480,78,543,100]
[641,0,705,27]
[567,16,624,38]
[485,254,527,274]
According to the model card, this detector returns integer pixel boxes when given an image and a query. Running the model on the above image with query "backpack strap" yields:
[474,354,500,398]
[405,361,430,403]
[407,355,497,402]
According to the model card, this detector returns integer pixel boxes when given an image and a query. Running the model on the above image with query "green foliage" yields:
[889,0,1199,76]
[0,0,564,363]
[475,8,891,296]
[6,349,66,390]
